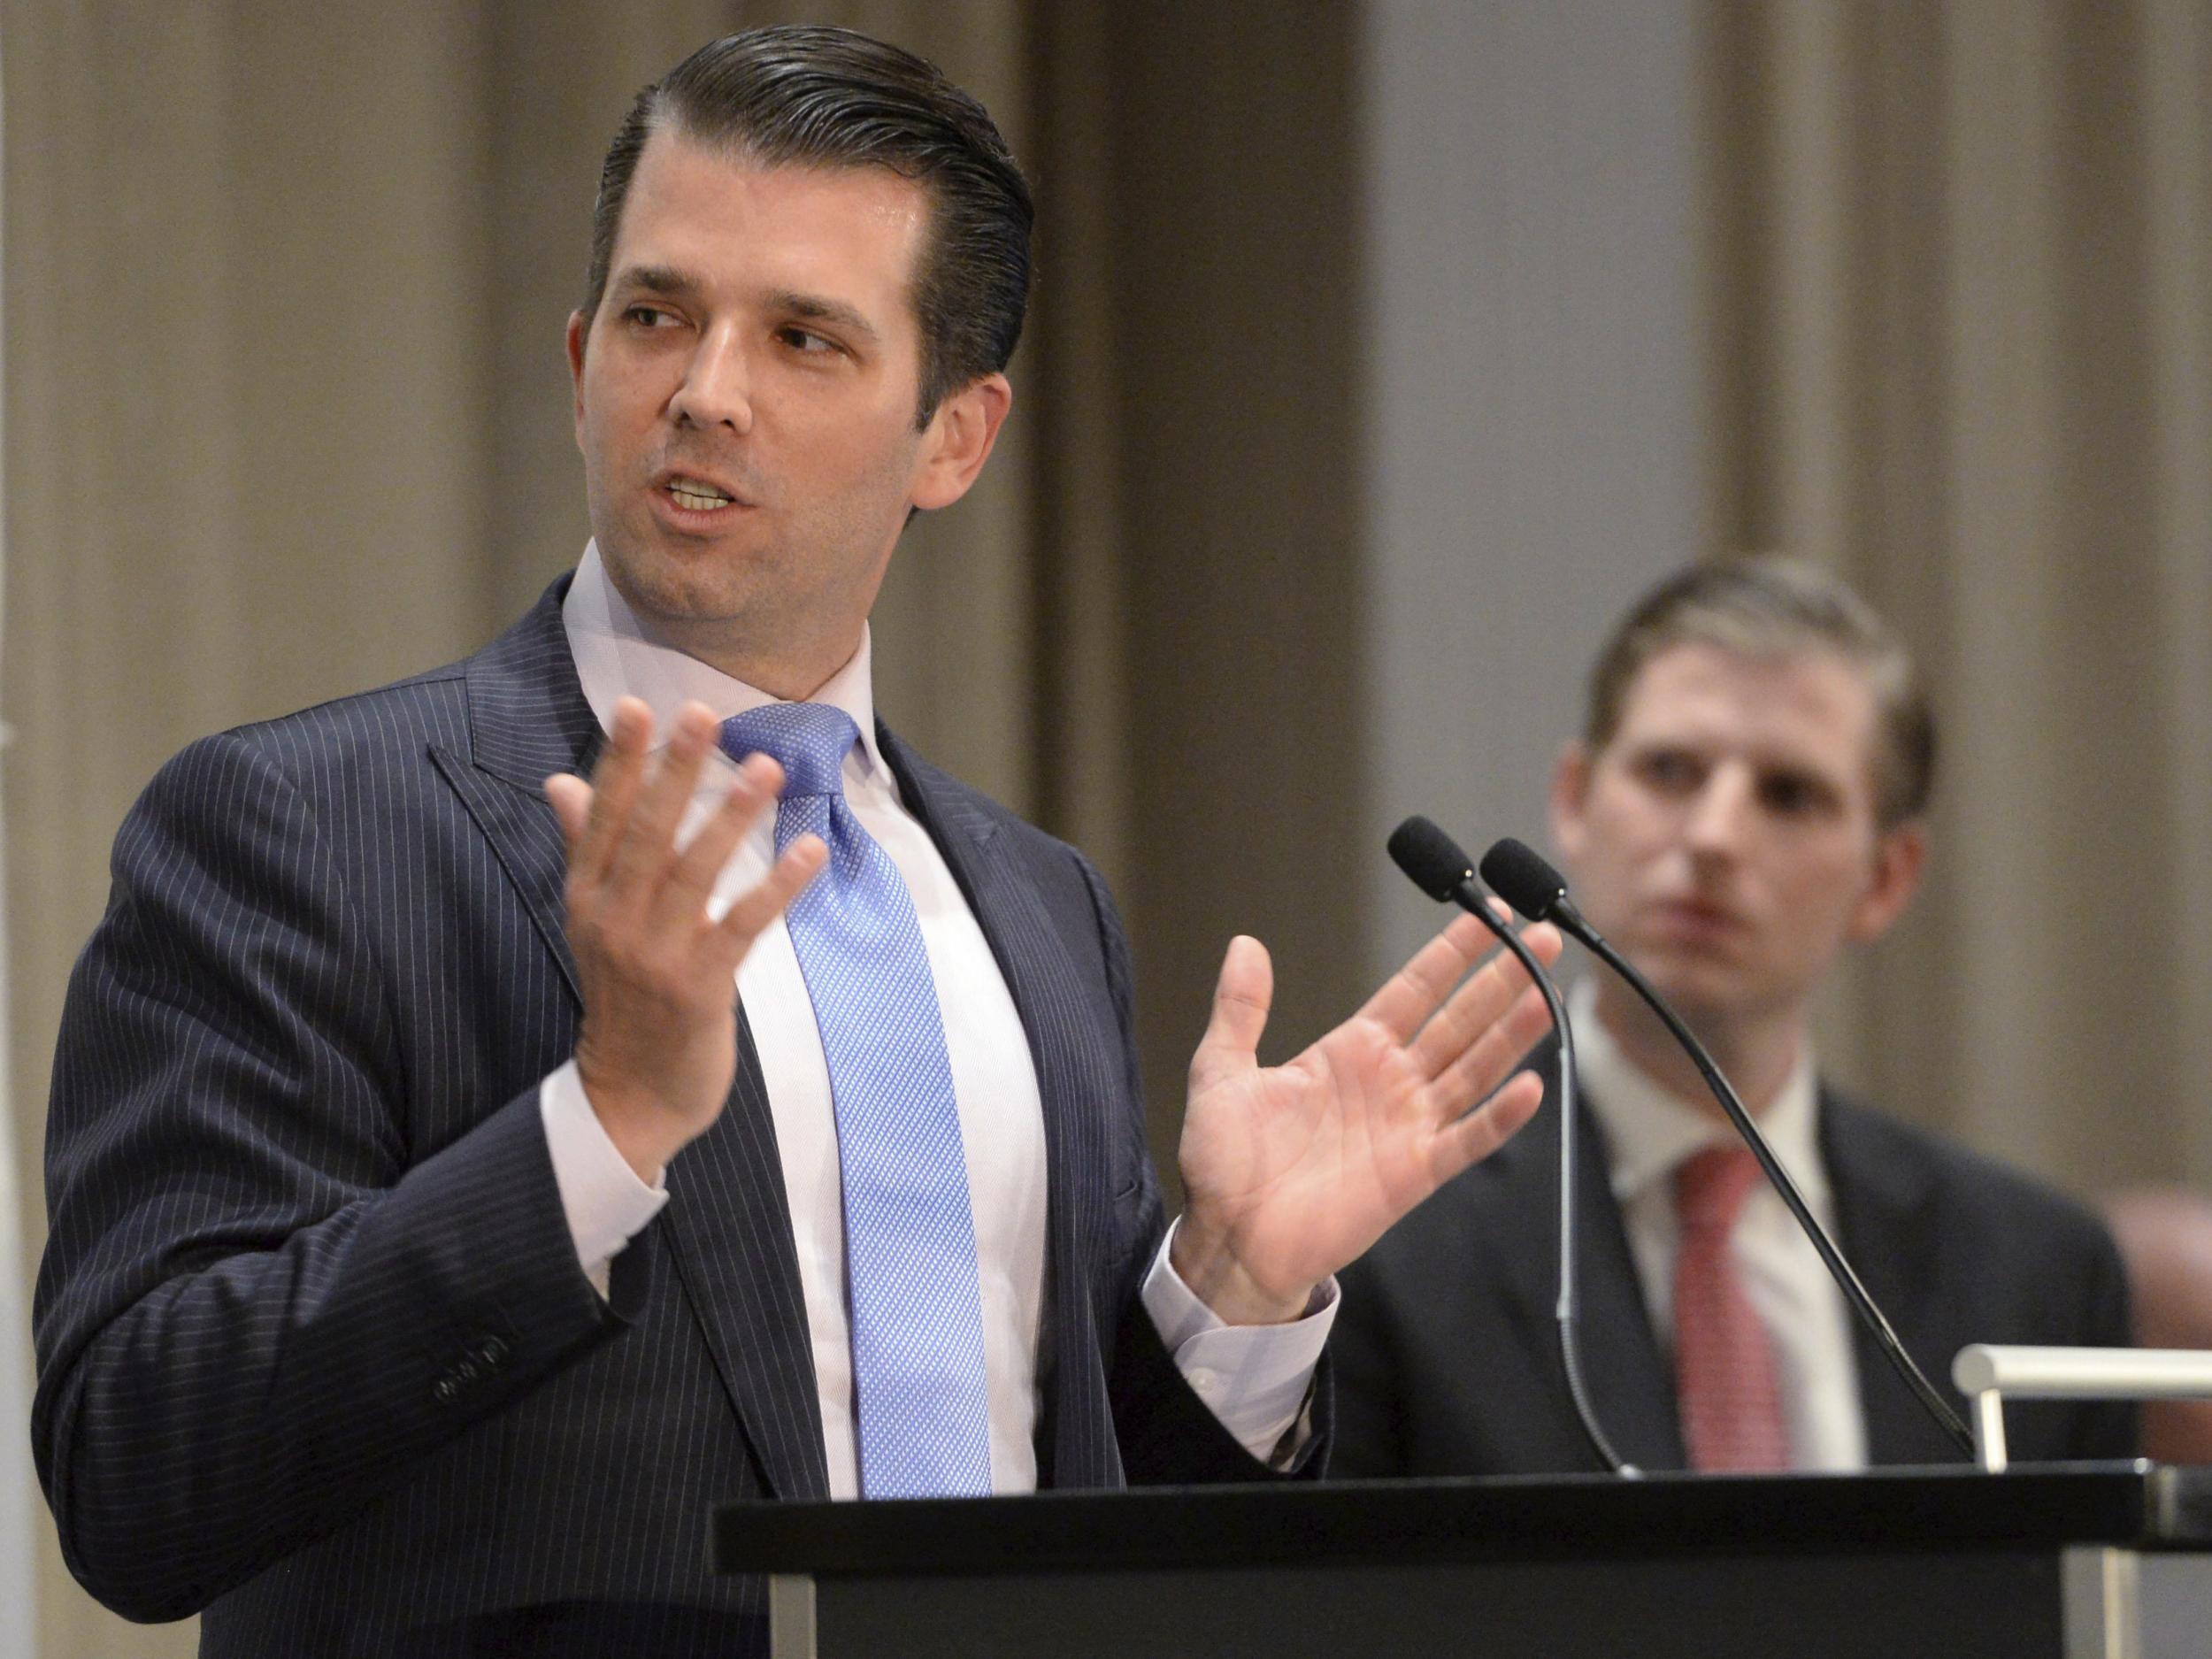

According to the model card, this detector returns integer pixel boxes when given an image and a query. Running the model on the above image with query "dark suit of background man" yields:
[32,27,1562,1656]
[1334,557,2133,1479]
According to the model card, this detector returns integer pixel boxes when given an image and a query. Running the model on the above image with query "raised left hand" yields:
[1168,912,1563,1325]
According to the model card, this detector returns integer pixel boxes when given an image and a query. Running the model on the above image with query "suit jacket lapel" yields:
[1822,1090,1950,1465]
[1559,1098,1688,1471]
[435,578,827,1500]
[433,579,603,1002]
[1469,1067,1685,1473]
[657,1013,831,1501]
[878,728,1118,1486]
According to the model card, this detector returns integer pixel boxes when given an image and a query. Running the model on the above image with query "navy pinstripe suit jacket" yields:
[34,580,1275,1655]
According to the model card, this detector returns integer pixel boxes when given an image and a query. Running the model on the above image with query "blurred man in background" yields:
[1334,557,2134,1476]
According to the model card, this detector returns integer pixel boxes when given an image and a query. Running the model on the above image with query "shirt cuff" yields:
[539,1059,670,1298]
[1140,1219,1338,1466]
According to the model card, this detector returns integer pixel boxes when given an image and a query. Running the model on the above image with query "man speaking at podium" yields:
[32,27,1559,1655]
[1334,559,2134,1477]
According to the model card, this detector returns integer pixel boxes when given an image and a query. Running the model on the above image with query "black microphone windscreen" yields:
[1387,816,1476,902]
[1480,837,1570,921]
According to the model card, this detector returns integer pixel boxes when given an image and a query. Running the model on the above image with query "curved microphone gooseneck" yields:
[1387,816,1633,1477]
[1478,836,1977,1459]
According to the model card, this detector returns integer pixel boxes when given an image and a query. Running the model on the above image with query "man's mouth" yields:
[664,475,738,511]
[1647,897,1745,940]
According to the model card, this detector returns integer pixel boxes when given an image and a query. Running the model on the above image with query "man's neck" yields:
[591,552,859,701]
[636,612,851,703]
[565,549,882,757]
[1590,979,1805,1119]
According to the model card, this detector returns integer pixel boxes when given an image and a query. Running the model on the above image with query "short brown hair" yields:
[1585,557,1937,827]
[583,26,1034,426]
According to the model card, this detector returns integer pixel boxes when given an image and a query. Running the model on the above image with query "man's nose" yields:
[670,326,753,434]
[1683,765,1755,856]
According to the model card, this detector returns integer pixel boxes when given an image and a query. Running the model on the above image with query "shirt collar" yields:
[560,541,891,785]
[1571,976,1825,1207]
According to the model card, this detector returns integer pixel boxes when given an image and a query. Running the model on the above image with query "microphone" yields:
[1387,816,1632,1476]
[1479,836,1977,1458]
[1476,835,1578,929]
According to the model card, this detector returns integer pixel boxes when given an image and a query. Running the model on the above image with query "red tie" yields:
[1672,1144,1791,1471]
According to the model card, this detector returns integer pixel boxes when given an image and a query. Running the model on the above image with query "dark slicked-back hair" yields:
[1586,556,1938,828]
[583,26,1033,425]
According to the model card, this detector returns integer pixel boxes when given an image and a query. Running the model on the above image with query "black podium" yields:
[718,1464,2212,1658]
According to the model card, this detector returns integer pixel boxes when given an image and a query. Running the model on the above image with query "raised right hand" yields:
[544,696,826,1181]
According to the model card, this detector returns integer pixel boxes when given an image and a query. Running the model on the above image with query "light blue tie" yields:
[719,703,992,1498]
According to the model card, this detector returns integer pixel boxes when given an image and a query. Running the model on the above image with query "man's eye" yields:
[623,305,678,327]
[779,326,838,355]
[1635,751,1702,793]
[1759,772,1832,817]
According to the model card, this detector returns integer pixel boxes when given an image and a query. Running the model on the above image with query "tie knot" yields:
[718,703,859,798]
[1675,1143,1763,1235]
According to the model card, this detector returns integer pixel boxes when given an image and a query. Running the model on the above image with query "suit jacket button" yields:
[480,1337,508,1367]
[434,1377,458,1405]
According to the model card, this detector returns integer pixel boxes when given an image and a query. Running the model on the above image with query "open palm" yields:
[1169,915,1563,1325]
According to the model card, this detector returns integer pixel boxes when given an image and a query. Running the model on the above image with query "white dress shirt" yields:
[535,545,1332,1495]
[1574,979,1867,1471]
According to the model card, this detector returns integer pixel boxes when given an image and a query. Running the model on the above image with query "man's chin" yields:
[601,548,756,630]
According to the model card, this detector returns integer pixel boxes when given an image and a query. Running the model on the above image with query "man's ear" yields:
[910,373,1013,511]
[1549,741,1594,862]
[566,311,590,440]
[1847,818,1930,944]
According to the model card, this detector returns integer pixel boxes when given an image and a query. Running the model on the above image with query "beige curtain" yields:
[1702,0,2212,1194]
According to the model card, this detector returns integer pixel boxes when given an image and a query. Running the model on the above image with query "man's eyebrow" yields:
[769,289,880,345]
[610,265,702,302]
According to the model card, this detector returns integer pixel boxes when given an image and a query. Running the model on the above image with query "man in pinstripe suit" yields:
[33,27,1559,1655]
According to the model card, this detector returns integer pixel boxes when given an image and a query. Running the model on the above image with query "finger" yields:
[1407,922,1563,1079]
[1188,934,1271,1097]
[654,752,783,929]
[1426,1068,1546,1186]
[545,772,594,856]
[715,832,827,952]
[1425,981,1559,1113]
[1358,912,1494,1042]
[1405,939,1533,1080]
[575,696,656,883]
[603,702,718,903]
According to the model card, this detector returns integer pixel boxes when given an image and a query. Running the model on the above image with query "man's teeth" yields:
[667,480,733,510]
